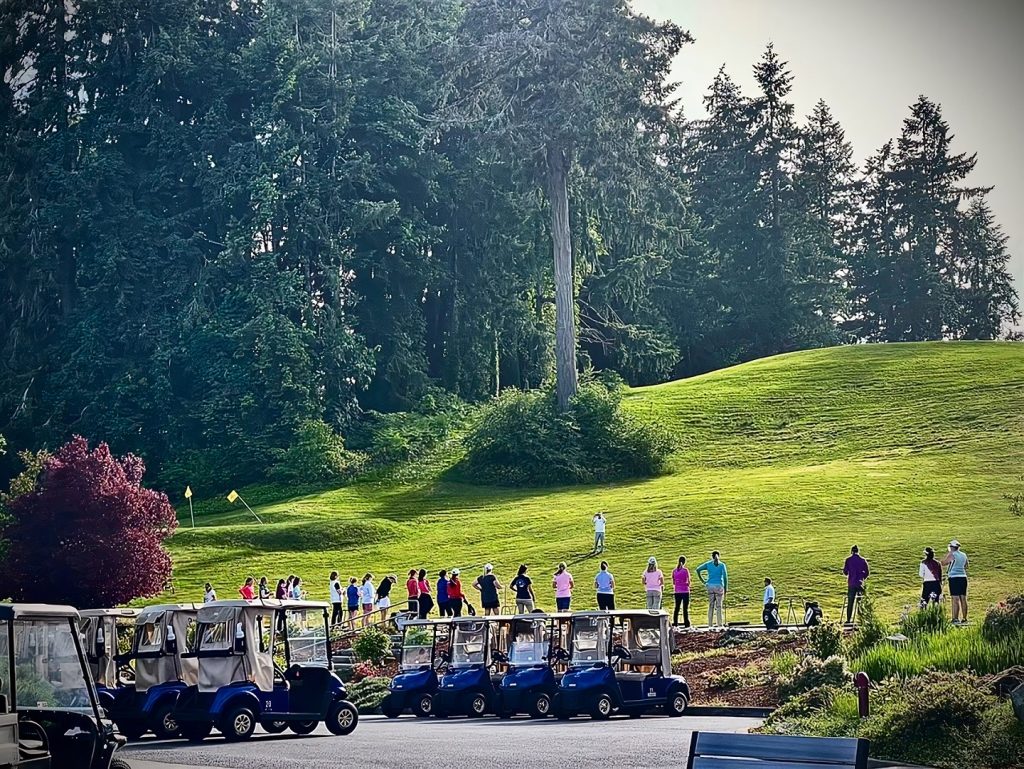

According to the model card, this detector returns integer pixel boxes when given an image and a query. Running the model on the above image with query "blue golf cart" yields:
[80,608,139,713]
[432,616,509,718]
[381,619,450,718]
[171,600,358,741]
[495,613,570,719]
[105,604,199,740]
[555,610,689,720]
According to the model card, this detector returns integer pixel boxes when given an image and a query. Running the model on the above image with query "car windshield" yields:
[451,622,486,667]
[3,618,94,712]
[571,616,609,664]
[509,620,549,665]
[401,626,433,670]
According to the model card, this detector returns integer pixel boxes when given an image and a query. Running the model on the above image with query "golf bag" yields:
[762,602,781,630]
[803,601,823,627]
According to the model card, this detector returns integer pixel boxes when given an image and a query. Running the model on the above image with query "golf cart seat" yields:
[16,719,51,768]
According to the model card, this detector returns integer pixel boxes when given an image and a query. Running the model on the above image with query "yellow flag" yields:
[227,490,239,503]
[184,485,193,499]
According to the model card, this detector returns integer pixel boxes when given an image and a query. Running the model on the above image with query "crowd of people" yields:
[204,513,973,629]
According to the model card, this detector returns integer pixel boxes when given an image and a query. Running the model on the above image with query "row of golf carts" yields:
[384,610,689,721]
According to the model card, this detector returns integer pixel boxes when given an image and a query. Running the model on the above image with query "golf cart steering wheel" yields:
[612,644,632,660]
[550,646,570,662]
[492,650,509,664]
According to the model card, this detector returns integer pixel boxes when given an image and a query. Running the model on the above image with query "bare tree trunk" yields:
[546,143,578,411]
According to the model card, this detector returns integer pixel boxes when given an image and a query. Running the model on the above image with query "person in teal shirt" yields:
[696,551,728,628]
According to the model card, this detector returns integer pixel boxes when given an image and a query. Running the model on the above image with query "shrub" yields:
[899,603,952,639]
[351,661,387,683]
[808,621,844,660]
[983,594,1024,643]
[707,665,763,691]
[778,655,849,702]
[846,595,889,658]
[764,684,841,725]
[352,627,392,666]
[346,676,391,715]
[767,650,799,680]
[454,382,674,486]
[269,419,366,484]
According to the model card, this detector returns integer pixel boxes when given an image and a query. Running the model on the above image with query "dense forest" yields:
[0,0,1018,488]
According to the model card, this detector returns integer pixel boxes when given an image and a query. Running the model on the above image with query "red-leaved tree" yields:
[0,436,177,607]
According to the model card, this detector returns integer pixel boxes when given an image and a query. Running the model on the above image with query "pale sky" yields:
[635,0,1024,291]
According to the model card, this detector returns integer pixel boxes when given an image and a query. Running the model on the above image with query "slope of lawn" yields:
[166,341,1024,624]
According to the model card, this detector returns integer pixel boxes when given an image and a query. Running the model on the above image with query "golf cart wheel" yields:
[116,720,145,741]
[665,690,688,717]
[110,758,132,769]
[261,720,289,733]
[289,720,319,735]
[150,703,180,740]
[222,706,257,742]
[529,693,552,719]
[326,700,359,736]
[414,694,433,718]
[590,691,614,720]
[181,722,213,743]
[467,693,488,718]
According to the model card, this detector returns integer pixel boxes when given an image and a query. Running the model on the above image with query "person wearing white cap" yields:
[474,564,502,616]
[642,557,664,610]
[942,540,969,623]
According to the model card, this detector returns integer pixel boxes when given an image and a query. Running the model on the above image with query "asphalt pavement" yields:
[123,713,762,769]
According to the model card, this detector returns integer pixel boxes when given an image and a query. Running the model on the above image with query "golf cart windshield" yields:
[401,626,434,670]
[450,622,486,667]
[509,619,549,665]
[571,616,609,665]
[1,618,95,712]
[285,609,329,665]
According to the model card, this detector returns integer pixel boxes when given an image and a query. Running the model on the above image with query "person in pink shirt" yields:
[238,576,255,601]
[552,562,574,611]
[643,557,664,610]
[672,556,691,627]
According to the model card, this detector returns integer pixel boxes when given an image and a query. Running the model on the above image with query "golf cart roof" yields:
[0,603,80,620]
[80,607,141,618]
[570,610,669,620]
[136,603,199,621]
[198,599,329,613]
[402,618,452,628]
[510,612,572,621]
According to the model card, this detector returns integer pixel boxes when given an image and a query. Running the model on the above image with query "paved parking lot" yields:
[124,713,762,769]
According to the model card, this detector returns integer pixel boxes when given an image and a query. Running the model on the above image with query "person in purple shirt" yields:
[843,545,870,623]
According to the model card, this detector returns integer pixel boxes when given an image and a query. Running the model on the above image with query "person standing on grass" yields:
[238,577,255,601]
[275,578,287,600]
[258,576,271,599]
[763,578,776,605]
[843,545,870,624]
[204,582,217,603]
[595,561,615,610]
[672,557,691,628]
[553,562,574,612]
[593,512,607,553]
[511,565,536,613]
[919,547,943,608]
[360,574,376,627]
[448,569,465,617]
[376,575,396,623]
[346,577,360,625]
[942,540,969,623]
[696,551,728,628]
[417,569,434,619]
[406,569,420,614]
[474,564,502,616]
[643,558,664,610]
[329,571,344,625]
[437,570,452,617]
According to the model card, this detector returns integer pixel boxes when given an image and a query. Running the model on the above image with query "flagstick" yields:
[238,495,264,524]
[189,496,195,530]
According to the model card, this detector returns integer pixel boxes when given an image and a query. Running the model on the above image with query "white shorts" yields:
[377,596,391,609]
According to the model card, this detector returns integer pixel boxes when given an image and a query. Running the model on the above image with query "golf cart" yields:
[495,612,569,719]
[0,603,128,769]
[79,608,139,712]
[555,610,689,720]
[106,603,199,740]
[381,619,450,719]
[432,616,509,718]
[171,600,358,741]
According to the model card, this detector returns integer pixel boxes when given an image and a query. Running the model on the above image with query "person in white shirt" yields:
[359,574,376,628]
[763,578,776,605]
[329,571,343,625]
[203,582,217,603]
[592,512,607,553]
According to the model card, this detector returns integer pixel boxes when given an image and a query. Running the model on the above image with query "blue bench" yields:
[687,731,870,769]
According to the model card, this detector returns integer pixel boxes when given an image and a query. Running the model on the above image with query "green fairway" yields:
[166,341,1024,624]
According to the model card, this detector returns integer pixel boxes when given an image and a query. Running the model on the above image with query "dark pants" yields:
[449,598,463,617]
[418,594,434,619]
[556,597,571,612]
[438,601,452,617]
[597,593,615,610]
[331,603,344,625]
[673,593,690,626]
[846,586,863,623]
[921,580,942,605]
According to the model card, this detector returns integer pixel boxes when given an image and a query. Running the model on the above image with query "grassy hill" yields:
[166,342,1024,623]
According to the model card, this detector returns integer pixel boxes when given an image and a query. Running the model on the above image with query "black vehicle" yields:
[0,603,128,769]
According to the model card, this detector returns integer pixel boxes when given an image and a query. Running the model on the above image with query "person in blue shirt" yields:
[437,570,452,617]
[942,539,970,624]
[594,561,615,610]
[696,551,729,628]
[346,577,360,626]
